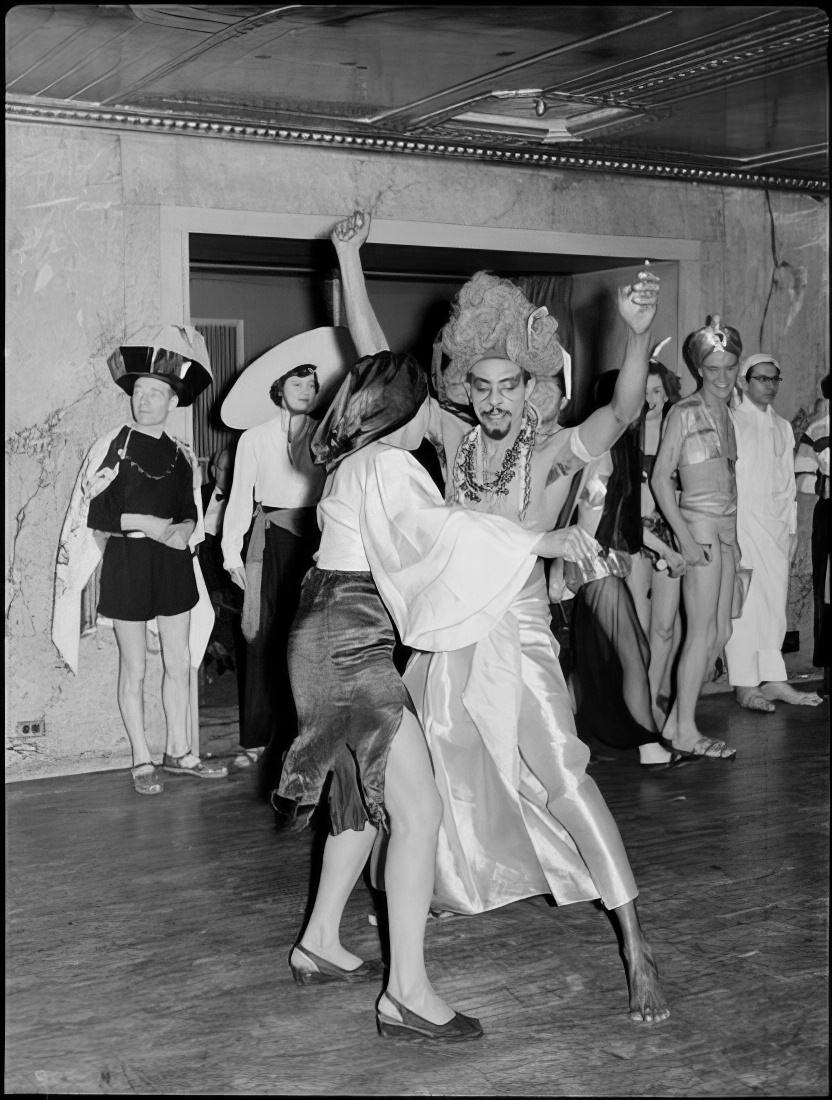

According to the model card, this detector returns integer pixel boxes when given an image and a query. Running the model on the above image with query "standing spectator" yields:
[725,355,823,709]
[199,443,242,688]
[627,354,684,725]
[220,332,351,792]
[651,316,743,760]
[795,373,831,693]
[53,325,227,794]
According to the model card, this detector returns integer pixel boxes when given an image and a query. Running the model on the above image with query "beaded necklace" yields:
[117,428,180,481]
[453,404,537,520]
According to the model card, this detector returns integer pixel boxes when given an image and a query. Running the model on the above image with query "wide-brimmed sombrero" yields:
[107,323,212,407]
[221,327,356,430]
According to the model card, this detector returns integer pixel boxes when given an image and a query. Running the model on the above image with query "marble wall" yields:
[5,121,828,779]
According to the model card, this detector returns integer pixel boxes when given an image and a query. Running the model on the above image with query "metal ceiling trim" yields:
[6,95,827,196]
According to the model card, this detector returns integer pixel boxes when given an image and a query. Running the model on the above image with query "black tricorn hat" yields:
[107,324,212,407]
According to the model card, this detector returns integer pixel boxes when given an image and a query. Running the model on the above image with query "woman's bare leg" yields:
[378,708,452,1025]
[626,554,653,636]
[648,572,682,727]
[293,823,378,972]
[112,619,153,768]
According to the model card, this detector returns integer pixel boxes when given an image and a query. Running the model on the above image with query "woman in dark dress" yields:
[568,370,687,769]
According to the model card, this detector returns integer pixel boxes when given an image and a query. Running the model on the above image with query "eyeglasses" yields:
[749,375,782,386]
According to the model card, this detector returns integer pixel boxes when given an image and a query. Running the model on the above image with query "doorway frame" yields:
[159,205,703,435]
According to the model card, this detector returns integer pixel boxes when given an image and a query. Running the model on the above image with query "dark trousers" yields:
[241,523,319,787]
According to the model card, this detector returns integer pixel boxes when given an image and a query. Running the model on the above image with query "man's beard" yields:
[479,409,512,440]
[481,421,511,440]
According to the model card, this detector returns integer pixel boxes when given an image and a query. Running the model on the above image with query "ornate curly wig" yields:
[438,272,566,434]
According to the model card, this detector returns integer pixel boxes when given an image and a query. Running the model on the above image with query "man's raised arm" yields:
[577,266,659,457]
[331,210,390,356]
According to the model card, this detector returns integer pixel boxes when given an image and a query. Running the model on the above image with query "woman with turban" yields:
[651,316,744,759]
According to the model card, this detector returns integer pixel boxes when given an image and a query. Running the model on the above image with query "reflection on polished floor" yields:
[5,683,829,1096]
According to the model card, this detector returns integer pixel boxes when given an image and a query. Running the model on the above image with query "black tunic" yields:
[87,427,198,621]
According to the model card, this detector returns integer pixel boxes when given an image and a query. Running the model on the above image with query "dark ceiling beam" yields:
[551,10,826,98]
[98,5,305,106]
[361,10,674,126]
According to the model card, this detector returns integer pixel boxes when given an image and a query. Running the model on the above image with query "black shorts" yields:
[97,537,198,621]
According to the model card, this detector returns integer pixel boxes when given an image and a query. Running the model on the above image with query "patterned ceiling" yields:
[5,4,829,194]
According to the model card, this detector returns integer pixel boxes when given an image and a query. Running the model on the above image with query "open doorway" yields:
[188,230,679,716]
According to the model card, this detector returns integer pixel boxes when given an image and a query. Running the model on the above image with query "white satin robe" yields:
[360,445,636,915]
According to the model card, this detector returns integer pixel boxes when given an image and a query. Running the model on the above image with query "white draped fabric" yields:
[356,445,635,913]
[725,398,797,686]
[52,424,214,673]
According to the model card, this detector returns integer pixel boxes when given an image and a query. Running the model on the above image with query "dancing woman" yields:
[651,316,743,760]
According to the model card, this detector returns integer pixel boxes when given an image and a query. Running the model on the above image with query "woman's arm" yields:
[331,211,390,356]
[576,270,659,457]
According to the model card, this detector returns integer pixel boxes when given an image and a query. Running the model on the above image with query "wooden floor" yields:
[5,683,829,1097]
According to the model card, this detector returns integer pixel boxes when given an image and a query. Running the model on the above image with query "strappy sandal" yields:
[162,752,228,779]
[131,762,163,796]
[675,737,736,761]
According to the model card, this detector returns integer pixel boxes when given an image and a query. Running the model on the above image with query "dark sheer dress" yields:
[87,427,198,621]
[570,425,663,749]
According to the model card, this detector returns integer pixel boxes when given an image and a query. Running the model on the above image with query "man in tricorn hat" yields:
[53,324,227,794]
[220,329,353,788]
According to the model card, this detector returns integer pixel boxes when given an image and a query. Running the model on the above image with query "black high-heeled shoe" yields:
[289,944,384,986]
[376,991,483,1042]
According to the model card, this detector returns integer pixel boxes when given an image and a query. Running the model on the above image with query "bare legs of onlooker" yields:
[113,612,192,793]
[627,556,682,734]
[662,540,737,758]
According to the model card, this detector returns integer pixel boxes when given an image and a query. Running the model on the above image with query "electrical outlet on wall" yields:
[16,718,46,737]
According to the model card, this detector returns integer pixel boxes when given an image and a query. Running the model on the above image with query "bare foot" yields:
[624,945,670,1023]
[735,686,776,713]
[759,681,824,706]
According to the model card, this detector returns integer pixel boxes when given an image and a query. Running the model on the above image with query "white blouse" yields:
[221,411,325,569]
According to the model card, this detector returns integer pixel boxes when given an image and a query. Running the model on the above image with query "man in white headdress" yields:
[725,353,823,710]
[220,329,353,786]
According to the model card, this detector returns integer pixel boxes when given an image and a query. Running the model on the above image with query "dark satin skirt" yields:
[277,568,415,833]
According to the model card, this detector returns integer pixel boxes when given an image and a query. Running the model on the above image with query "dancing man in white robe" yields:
[331,210,670,1024]
[725,353,823,709]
